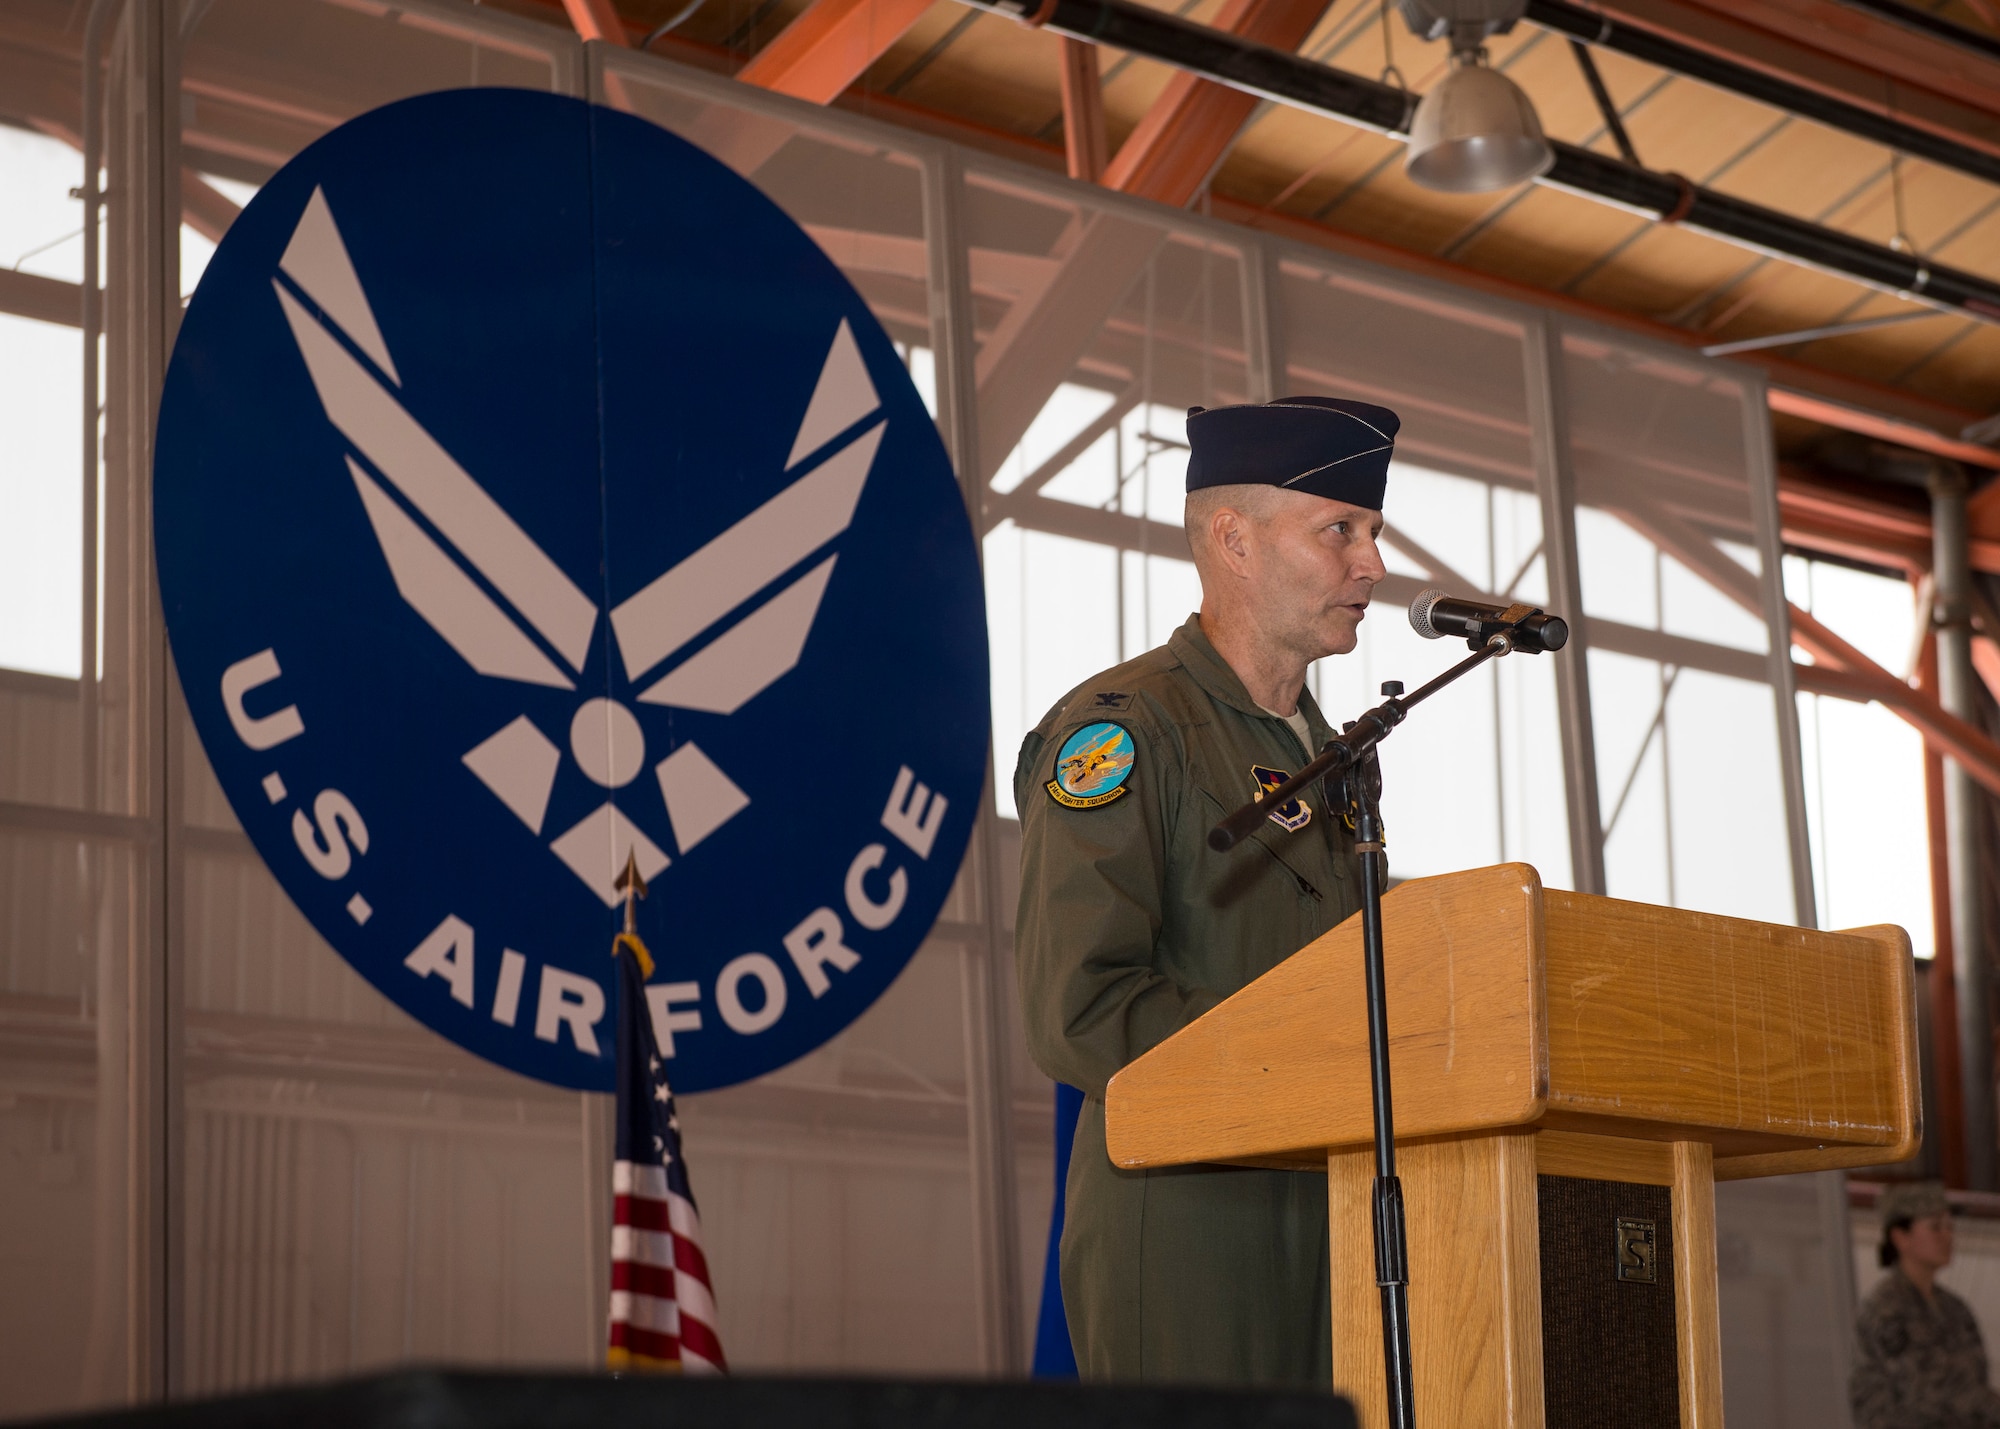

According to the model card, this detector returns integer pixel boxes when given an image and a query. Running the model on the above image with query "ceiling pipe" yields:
[966,0,2000,325]
[1524,0,2000,189]
[1830,0,2000,63]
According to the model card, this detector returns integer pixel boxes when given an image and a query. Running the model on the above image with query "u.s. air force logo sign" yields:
[153,90,989,1092]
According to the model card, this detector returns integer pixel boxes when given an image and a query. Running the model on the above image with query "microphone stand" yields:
[1208,608,1558,1429]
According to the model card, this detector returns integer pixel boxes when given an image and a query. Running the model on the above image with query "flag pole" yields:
[604,850,728,1374]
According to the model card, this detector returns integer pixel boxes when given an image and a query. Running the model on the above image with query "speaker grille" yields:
[1538,1175,1679,1429]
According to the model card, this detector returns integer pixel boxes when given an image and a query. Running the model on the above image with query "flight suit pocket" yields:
[1188,778,1329,925]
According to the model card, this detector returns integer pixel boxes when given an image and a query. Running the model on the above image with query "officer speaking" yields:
[1015,395,1397,1386]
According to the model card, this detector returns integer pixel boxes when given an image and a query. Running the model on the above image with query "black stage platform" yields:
[14,1370,1358,1429]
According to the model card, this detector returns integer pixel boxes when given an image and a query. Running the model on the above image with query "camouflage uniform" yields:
[1014,614,1360,1387]
[1852,1182,2000,1429]
[1851,1271,2000,1429]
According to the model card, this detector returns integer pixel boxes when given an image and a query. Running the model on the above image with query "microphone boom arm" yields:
[1207,610,1540,853]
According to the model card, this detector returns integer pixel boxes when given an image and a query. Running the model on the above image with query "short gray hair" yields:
[1185,484,1283,568]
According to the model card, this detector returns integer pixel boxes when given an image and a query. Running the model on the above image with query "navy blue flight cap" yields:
[1184,395,1399,509]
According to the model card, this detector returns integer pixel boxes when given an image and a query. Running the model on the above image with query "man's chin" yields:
[1313,623,1362,659]
[1320,612,1368,652]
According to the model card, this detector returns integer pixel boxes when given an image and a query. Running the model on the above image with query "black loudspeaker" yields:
[1539,1173,1681,1429]
[19,1370,1358,1429]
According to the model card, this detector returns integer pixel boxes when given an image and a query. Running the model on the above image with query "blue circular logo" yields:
[154,90,989,1092]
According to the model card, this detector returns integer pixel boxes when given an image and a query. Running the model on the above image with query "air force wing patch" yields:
[1049,722,1135,809]
[1251,765,1312,832]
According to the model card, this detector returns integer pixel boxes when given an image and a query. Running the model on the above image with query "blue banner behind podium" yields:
[154,89,989,1092]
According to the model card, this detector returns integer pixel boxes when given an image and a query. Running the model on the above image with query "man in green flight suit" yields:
[1015,394,1399,1387]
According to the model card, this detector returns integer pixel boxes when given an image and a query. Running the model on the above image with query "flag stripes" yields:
[609,930,725,1376]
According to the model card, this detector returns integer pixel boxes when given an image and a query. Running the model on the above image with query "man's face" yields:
[1240,490,1387,660]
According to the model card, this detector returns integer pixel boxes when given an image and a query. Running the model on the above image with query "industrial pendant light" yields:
[1404,49,1555,193]
[1392,0,1554,193]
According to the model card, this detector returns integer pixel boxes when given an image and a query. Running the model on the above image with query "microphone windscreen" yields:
[1408,588,1447,640]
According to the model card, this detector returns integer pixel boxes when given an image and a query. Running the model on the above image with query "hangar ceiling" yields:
[2,0,1997,534]
[497,0,2000,488]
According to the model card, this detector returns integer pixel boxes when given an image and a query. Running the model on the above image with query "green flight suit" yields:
[1014,613,1363,1388]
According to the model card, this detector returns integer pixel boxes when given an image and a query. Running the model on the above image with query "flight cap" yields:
[1185,395,1399,508]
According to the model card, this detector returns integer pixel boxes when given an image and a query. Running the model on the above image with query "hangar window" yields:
[1787,554,1936,957]
[0,123,85,682]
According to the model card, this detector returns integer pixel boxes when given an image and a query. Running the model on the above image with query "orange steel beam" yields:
[1058,36,1108,182]
[1777,467,2000,578]
[1777,472,2000,701]
[1790,602,2000,799]
[1098,0,1334,205]
[1768,389,2000,478]
[1778,469,1930,574]
[561,0,631,44]
[181,168,242,245]
[1970,583,2000,705]
[0,268,77,328]
[1587,0,2000,154]
[1669,0,2000,121]
[559,0,641,107]
[1968,477,2000,539]
[736,0,939,103]
[1625,493,2000,796]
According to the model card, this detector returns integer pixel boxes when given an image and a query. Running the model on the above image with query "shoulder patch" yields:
[1049,722,1136,809]
[1086,690,1135,712]
[1251,765,1312,833]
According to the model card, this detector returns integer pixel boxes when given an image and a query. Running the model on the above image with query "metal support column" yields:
[580,1093,613,1360]
[95,0,184,1397]
[1522,315,1606,895]
[924,143,1026,1373]
[1241,239,1279,406]
[1741,368,1820,931]
[1742,366,1858,1411]
[1931,463,1997,1191]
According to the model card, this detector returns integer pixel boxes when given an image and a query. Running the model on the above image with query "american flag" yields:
[607,933,725,1373]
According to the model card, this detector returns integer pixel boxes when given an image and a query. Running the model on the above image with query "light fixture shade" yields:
[1404,62,1555,194]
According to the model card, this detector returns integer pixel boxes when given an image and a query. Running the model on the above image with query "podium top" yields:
[1104,864,1918,1180]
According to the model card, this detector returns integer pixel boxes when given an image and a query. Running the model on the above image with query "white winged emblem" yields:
[273,187,883,905]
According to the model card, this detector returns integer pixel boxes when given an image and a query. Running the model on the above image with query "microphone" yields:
[1408,588,1569,653]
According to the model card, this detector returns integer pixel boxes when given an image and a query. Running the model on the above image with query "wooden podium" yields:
[1104,864,1918,1429]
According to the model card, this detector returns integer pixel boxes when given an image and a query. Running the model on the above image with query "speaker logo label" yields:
[1615,1216,1659,1284]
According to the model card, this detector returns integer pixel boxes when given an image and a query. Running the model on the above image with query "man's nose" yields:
[1356,534,1388,584]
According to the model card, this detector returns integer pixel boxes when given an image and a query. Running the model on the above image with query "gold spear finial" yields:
[611,852,654,978]
[614,850,648,935]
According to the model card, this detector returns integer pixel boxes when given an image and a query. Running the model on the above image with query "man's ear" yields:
[1210,505,1255,577]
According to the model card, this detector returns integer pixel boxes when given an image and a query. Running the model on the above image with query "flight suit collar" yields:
[1169,615,1268,719]
[1167,615,1334,752]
